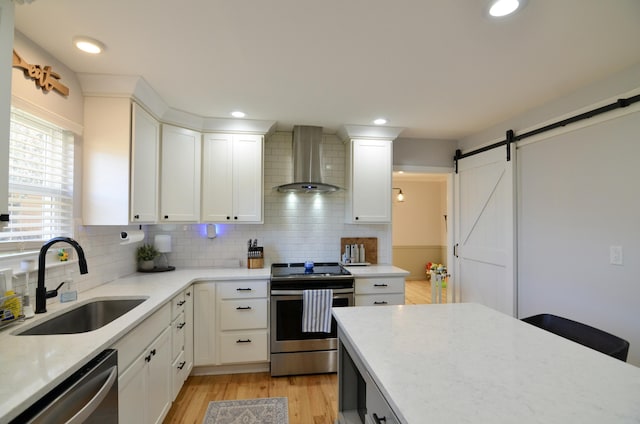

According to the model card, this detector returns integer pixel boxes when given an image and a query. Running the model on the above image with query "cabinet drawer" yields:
[219,299,267,330]
[217,280,267,299]
[355,277,404,295]
[171,292,186,320]
[171,312,186,360]
[112,302,170,373]
[219,331,268,364]
[355,293,405,307]
[171,350,188,401]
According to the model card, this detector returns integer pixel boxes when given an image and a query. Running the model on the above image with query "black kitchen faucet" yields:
[35,237,89,314]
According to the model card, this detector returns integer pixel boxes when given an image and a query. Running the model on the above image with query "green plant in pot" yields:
[136,243,159,271]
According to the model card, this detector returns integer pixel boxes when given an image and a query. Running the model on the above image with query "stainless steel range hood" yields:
[276,125,341,193]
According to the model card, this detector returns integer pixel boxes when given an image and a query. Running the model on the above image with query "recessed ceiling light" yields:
[373,118,387,125]
[73,36,105,54]
[231,111,246,118]
[488,0,526,17]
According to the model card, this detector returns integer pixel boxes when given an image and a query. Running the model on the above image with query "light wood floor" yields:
[164,279,442,423]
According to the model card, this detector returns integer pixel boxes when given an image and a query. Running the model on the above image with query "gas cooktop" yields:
[271,262,352,279]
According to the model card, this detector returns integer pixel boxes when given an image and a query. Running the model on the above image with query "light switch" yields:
[609,245,623,265]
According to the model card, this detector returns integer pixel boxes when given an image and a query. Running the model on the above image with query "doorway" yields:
[392,171,451,304]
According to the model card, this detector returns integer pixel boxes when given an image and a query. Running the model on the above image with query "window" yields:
[0,107,74,243]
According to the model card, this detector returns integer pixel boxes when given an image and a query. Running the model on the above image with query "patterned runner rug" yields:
[202,397,288,424]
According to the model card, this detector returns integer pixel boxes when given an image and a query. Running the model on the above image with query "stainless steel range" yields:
[270,262,354,376]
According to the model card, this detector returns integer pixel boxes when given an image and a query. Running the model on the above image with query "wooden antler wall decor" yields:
[12,50,70,96]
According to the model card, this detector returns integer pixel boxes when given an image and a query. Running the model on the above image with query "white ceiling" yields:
[13,0,640,140]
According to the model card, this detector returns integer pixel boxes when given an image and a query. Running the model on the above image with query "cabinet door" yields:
[233,134,263,222]
[147,327,172,424]
[194,282,216,365]
[350,139,392,223]
[131,103,159,223]
[82,96,132,225]
[118,352,147,424]
[160,124,201,222]
[201,133,233,221]
[184,286,194,373]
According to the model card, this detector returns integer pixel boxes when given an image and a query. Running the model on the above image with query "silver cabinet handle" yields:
[66,366,118,424]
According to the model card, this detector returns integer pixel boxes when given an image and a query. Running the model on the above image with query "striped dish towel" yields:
[302,289,333,333]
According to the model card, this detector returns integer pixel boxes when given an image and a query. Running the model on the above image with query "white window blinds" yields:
[1,108,74,242]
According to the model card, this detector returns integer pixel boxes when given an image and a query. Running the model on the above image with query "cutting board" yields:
[340,237,378,264]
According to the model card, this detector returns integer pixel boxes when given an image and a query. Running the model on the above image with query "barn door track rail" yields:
[454,94,640,173]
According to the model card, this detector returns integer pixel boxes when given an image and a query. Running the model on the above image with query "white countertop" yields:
[333,303,640,423]
[344,264,409,277]
[0,263,405,422]
[0,267,270,423]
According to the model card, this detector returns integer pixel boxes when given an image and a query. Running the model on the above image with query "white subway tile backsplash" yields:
[3,131,390,301]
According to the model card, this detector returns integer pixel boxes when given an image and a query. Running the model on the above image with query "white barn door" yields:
[454,145,516,316]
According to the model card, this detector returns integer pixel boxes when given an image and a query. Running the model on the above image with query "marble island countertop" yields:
[333,303,640,424]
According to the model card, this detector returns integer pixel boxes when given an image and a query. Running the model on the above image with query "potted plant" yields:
[136,243,159,271]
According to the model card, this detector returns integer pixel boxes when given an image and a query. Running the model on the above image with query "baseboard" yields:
[191,362,270,376]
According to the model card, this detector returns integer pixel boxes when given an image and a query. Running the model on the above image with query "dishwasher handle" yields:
[66,365,118,424]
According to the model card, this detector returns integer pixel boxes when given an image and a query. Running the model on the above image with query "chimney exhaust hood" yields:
[276,125,341,193]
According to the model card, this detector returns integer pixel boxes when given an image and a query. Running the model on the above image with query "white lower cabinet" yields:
[170,286,192,400]
[355,277,405,306]
[194,280,269,367]
[217,281,268,364]
[116,321,171,424]
[112,291,194,424]
[194,282,216,366]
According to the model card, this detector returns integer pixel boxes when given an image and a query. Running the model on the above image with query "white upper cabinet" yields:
[131,104,160,222]
[83,98,159,225]
[201,133,263,223]
[160,124,202,222]
[346,138,393,223]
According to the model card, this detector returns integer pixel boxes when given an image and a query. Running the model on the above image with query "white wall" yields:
[458,63,640,366]
[394,137,457,168]
[12,31,84,133]
[517,110,640,365]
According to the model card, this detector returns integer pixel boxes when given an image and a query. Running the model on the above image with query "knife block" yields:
[248,257,264,269]
[247,246,264,269]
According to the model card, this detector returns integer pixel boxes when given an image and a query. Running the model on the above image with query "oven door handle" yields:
[270,288,354,296]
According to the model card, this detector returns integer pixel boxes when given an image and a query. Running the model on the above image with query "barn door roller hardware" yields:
[454,94,640,173]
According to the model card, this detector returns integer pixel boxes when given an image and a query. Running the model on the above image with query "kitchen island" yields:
[334,303,640,423]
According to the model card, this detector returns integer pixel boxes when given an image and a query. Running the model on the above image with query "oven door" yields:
[270,289,353,354]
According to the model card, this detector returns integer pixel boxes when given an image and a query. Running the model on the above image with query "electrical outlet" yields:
[609,245,623,265]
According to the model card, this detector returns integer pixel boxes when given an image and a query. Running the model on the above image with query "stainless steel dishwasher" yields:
[11,349,118,423]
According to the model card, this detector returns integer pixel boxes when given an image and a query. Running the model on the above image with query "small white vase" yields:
[139,260,155,271]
